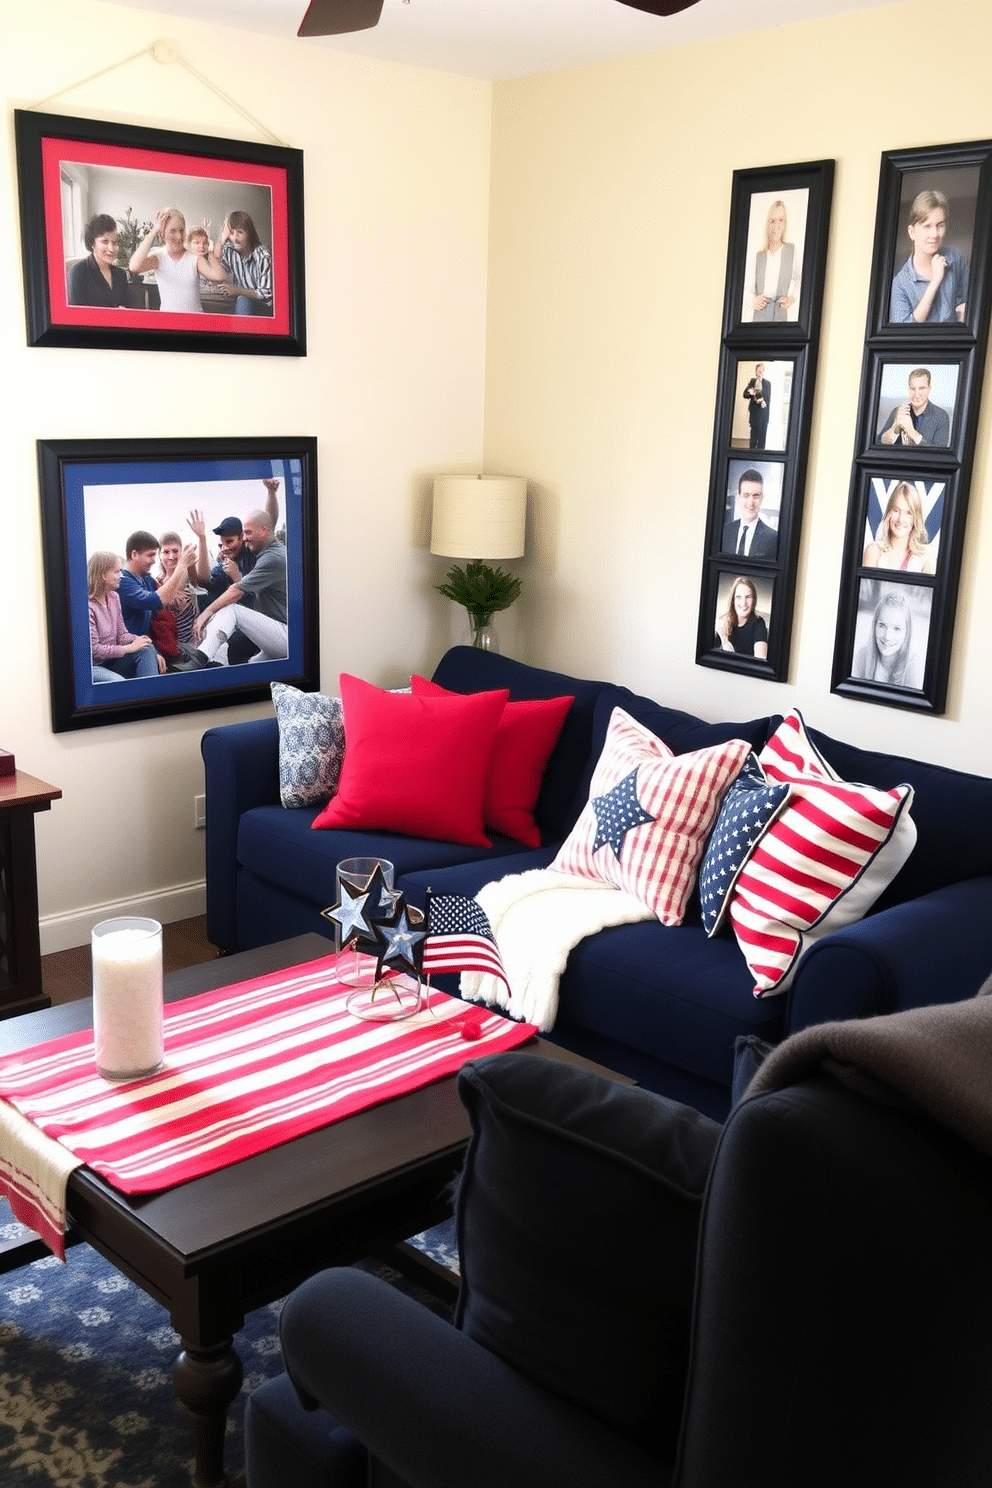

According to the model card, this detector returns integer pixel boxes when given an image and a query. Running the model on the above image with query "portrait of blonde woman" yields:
[852,587,927,691]
[746,194,806,323]
[862,482,936,574]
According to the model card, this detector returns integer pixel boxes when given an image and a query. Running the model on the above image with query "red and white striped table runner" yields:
[0,953,537,1200]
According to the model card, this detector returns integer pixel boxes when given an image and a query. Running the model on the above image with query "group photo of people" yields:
[61,158,275,317]
[83,475,288,686]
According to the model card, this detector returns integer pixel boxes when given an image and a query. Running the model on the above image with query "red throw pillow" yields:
[412,676,574,847]
[312,674,509,847]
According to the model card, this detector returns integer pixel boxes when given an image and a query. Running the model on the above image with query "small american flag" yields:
[421,892,509,991]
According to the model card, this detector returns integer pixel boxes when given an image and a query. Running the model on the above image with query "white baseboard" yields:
[40,881,207,956]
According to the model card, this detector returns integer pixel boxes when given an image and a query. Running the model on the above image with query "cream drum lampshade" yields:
[430,475,527,560]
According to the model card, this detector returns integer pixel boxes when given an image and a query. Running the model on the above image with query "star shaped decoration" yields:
[373,907,428,980]
[320,875,373,946]
[591,768,656,861]
[348,862,399,957]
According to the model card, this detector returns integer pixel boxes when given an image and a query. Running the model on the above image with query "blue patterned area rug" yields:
[0,1202,457,1488]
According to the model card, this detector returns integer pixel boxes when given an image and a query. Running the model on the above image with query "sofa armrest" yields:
[201,717,281,951]
[784,875,992,1035]
[277,1267,660,1488]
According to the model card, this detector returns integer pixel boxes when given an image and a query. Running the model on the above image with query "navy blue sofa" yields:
[201,646,992,1119]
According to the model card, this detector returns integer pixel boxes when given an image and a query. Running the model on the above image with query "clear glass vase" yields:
[467,612,498,652]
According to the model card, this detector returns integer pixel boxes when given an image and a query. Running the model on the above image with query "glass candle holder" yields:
[91,917,164,1081]
[335,857,395,989]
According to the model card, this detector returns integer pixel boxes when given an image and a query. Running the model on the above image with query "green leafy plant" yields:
[115,206,155,271]
[436,560,522,631]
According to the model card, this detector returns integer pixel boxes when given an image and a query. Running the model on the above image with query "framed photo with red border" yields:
[15,110,306,357]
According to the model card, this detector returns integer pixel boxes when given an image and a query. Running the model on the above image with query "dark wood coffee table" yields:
[0,934,628,1488]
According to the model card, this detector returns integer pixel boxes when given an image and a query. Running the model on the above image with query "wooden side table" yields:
[0,771,62,1018]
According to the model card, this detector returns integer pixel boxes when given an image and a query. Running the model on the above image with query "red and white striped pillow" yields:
[552,708,752,925]
[728,710,917,997]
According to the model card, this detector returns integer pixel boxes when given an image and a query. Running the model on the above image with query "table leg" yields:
[172,1338,244,1488]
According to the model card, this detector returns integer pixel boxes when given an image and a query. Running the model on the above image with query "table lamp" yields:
[430,474,527,650]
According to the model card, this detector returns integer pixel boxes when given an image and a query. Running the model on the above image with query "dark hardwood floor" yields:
[41,914,219,1007]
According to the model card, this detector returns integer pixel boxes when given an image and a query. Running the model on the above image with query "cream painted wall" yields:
[484,0,992,776]
[2,0,492,948]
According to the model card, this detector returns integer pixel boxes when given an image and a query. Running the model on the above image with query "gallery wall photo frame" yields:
[866,139,992,337]
[858,349,971,461]
[697,159,834,681]
[833,137,992,714]
[722,159,835,342]
[15,110,306,356]
[39,435,319,732]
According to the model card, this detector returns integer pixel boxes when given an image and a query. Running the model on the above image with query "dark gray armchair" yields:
[246,1022,992,1488]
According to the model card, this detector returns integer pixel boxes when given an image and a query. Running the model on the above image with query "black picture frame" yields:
[868,141,991,337]
[833,138,992,714]
[697,159,834,680]
[860,350,969,460]
[38,436,319,732]
[15,110,306,356]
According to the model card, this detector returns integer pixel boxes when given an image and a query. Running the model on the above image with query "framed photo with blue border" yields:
[38,435,319,732]
[15,110,306,357]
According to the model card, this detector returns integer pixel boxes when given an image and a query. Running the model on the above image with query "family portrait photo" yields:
[16,110,306,355]
[39,436,319,731]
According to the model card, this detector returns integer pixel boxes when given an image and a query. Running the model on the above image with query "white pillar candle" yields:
[91,918,164,1080]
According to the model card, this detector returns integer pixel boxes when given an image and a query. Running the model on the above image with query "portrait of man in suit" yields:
[721,468,779,560]
[741,363,771,449]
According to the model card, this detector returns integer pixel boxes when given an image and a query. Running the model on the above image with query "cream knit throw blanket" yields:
[460,868,653,1031]
[746,974,992,1157]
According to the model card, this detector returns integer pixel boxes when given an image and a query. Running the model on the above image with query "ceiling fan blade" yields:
[615,0,702,15]
[298,0,385,37]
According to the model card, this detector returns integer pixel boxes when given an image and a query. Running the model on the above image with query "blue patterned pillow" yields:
[698,752,791,936]
[271,683,346,810]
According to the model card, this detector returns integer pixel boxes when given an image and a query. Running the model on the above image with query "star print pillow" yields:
[698,753,791,937]
[551,708,752,925]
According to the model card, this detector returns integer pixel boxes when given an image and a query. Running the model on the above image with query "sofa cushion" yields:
[698,752,792,936]
[551,708,751,925]
[454,1052,720,1450]
[271,683,346,809]
[551,915,784,1084]
[240,806,529,914]
[411,676,574,848]
[312,675,508,848]
[807,725,992,906]
[728,710,917,997]
[430,648,613,841]
[594,685,773,760]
